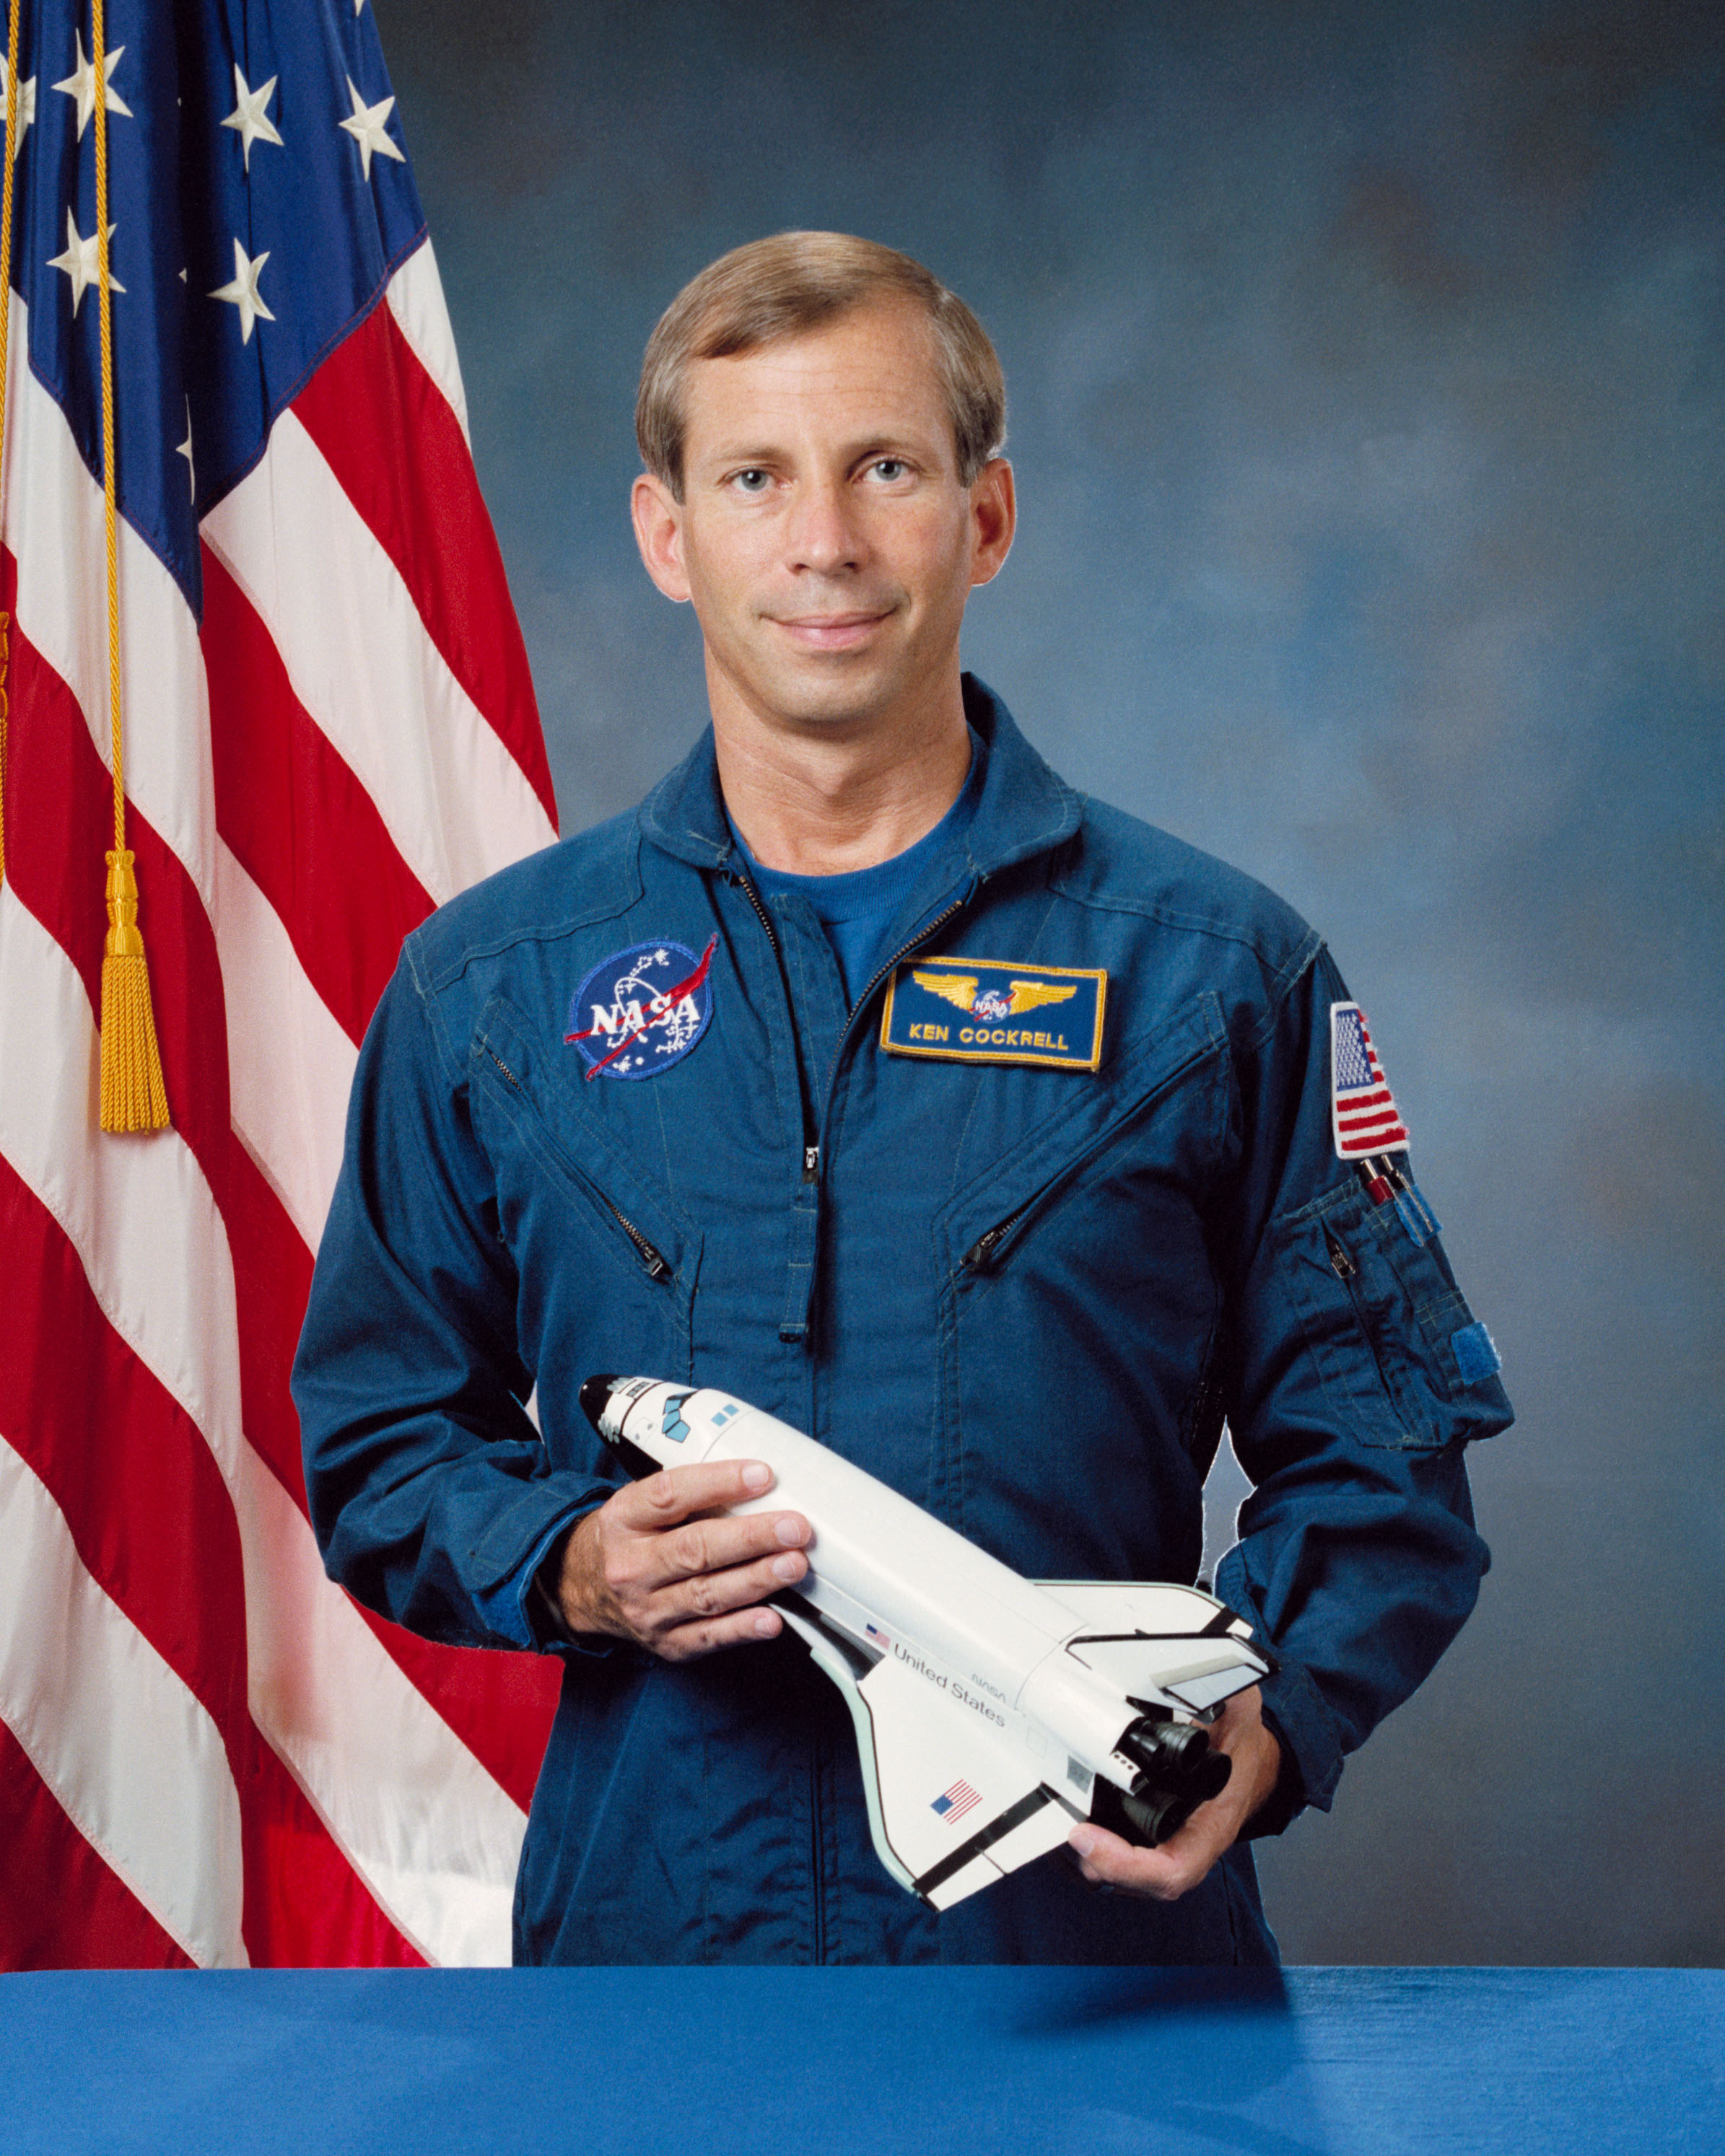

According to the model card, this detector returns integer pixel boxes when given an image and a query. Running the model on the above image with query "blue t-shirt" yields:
[728,740,982,1007]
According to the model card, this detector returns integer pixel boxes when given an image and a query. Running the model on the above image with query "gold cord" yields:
[0,0,23,889]
[91,0,167,1131]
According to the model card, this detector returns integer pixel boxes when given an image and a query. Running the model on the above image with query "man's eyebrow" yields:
[694,431,939,473]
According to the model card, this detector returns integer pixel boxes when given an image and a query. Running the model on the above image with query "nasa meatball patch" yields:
[564,936,717,1082]
[881,955,1106,1071]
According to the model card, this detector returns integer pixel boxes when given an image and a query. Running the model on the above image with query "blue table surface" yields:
[2,1966,1720,2155]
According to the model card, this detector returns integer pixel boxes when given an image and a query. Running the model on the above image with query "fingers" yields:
[621,1534,811,1653]
[574,1460,813,1662]
[1067,1805,1236,1902]
[611,1457,779,1529]
[616,1464,811,1591]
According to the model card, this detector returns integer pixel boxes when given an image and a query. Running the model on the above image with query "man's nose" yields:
[785,476,862,574]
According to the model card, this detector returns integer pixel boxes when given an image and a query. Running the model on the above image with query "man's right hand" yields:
[554,1460,811,1661]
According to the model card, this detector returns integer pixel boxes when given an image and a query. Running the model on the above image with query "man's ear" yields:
[967,457,1016,590]
[631,473,692,602]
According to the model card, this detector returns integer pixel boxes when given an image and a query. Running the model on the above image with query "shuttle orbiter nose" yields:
[578,1374,621,1434]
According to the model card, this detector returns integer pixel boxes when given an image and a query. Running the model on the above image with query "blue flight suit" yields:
[294,680,1511,1964]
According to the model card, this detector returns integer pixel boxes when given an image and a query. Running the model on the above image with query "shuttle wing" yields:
[776,1601,1081,1911]
[1037,1580,1274,1714]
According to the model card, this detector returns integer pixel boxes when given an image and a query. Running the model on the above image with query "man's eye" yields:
[868,459,907,482]
[730,468,771,494]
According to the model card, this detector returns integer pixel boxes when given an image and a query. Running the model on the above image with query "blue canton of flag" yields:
[1329,1001,1410,1159]
[16,0,426,610]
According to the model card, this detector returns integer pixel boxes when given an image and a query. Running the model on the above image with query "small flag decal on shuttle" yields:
[931,1779,982,1825]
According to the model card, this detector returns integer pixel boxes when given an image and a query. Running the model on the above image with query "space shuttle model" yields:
[580,1375,1275,1912]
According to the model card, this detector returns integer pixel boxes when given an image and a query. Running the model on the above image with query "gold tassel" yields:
[99,849,170,1132]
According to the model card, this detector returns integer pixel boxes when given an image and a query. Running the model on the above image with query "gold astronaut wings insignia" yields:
[912,972,1079,1018]
[914,972,980,1013]
[1004,980,1079,1015]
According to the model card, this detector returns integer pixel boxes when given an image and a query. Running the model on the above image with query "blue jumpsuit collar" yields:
[636,675,1083,880]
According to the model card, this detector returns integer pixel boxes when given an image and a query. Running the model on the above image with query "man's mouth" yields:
[769,610,891,651]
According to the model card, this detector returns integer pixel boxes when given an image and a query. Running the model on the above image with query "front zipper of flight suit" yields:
[815,889,974,1123]
[482,1047,673,1282]
[730,864,974,1948]
[732,869,823,1190]
[730,866,975,1192]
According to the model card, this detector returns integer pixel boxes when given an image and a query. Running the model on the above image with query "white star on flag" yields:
[1,55,35,154]
[209,236,276,343]
[222,66,284,172]
[53,32,131,140]
[48,207,123,315]
[177,399,195,498]
[339,75,405,180]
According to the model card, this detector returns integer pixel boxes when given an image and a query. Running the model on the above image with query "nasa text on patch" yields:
[881,957,1106,1072]
[565,937,717,1082]
[1329,1001,1410,1157]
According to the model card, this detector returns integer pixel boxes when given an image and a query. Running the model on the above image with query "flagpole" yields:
[90,0,169,1132]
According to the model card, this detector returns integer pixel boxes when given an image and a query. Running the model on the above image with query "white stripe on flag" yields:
[0,887,527,1966]
[215,841,358,1254]
[0,1429,249,1970]
[201,409,555,910]
[385,237,472,447]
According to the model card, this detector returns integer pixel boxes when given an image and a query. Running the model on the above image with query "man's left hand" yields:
[1067,1685,1283,1900]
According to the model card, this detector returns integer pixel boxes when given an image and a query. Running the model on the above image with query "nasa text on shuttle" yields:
[294,232,1513,1966]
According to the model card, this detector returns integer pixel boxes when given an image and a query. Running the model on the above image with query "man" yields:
[294,232,1511,1964]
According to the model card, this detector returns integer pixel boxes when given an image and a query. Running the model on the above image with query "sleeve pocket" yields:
[1273,1181,1514,1451]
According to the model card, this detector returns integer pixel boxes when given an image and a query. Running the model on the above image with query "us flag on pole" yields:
[1329,1001,1411,1160]
[0,0,562,1966]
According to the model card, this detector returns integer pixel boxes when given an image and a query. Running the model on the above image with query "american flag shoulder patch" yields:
[1330,1002,1411,1160]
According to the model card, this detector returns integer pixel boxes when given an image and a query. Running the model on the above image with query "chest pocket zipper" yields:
[482,1046,674,1284]
[958,1012,1224,1276]
[963,1196,1039,1271]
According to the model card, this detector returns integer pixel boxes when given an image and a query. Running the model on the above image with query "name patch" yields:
[881,957,1106,1072]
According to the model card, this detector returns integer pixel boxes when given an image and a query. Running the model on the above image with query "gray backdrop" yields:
[372,0,1723,1965]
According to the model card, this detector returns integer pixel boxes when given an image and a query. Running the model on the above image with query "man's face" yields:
[632,298,1013,737]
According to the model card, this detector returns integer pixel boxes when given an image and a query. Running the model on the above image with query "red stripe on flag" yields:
[1340,1128,1407,1153]
[238,1758,429,1968]
[1337,1087,1393,1112]
[201,543,437,1048]
[0,1723,196,1971]
[289,299,558,832]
